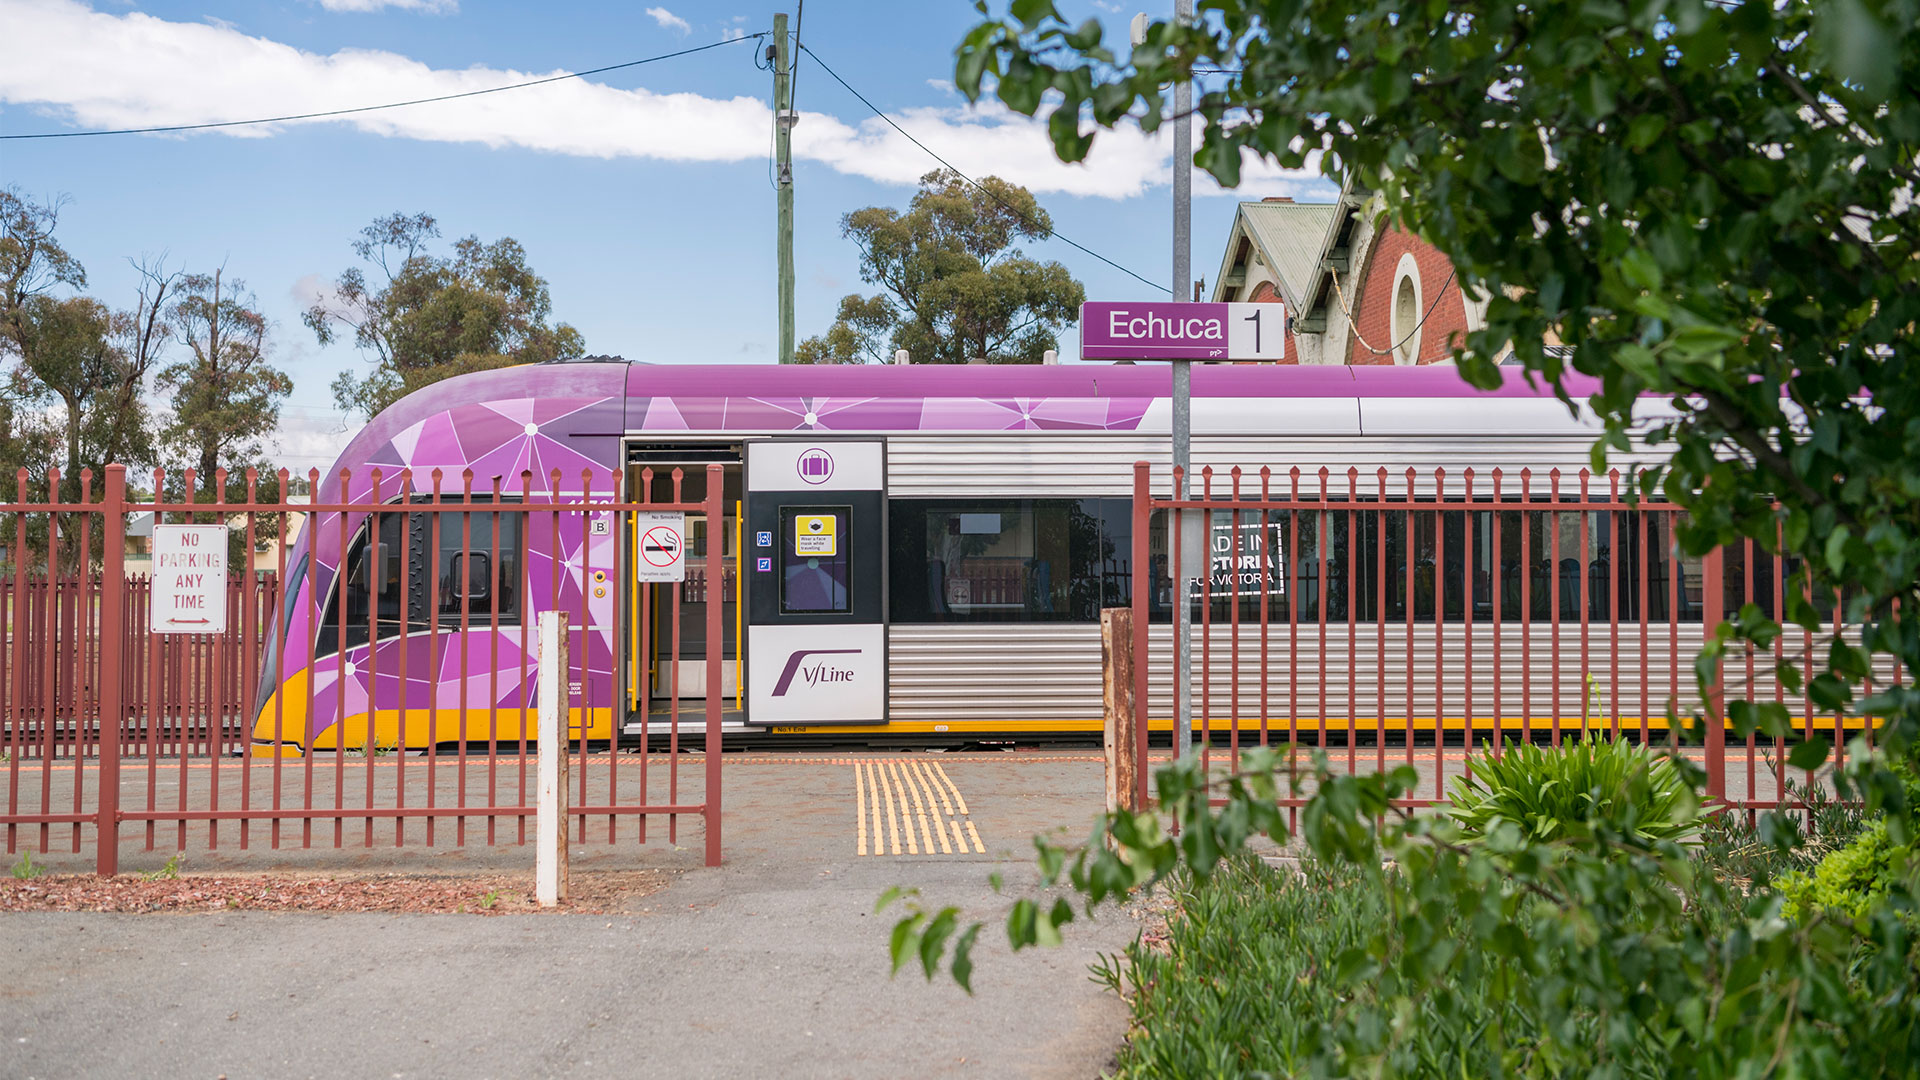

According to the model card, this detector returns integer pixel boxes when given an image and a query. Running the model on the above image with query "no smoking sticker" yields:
[794,514,837,556]
[634,511,686,582]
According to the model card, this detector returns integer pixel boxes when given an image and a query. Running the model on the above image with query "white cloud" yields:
[316,0,458,13]
[644,6,689,34]
[1,0,1329,201]
[271,407,365,472]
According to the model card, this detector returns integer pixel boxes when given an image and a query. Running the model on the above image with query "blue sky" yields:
[2,0,1332,469]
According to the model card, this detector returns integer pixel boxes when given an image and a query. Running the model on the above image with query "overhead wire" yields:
[798,42,1172,296]
[0,34,767,140]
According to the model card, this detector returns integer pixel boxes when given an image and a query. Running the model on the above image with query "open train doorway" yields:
[623,442,745,738]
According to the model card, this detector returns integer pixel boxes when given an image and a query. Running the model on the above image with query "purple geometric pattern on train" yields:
[283,363,628,747]
[629,393,1151,431]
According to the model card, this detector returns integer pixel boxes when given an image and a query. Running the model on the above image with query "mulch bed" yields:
[0,869,670,915]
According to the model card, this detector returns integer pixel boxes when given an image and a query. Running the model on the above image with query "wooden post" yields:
[1103,607,1139,814]
[536,610,570,906]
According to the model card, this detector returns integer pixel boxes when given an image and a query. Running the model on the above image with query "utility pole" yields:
[774,12,796,365]
[1171,0,1197,762]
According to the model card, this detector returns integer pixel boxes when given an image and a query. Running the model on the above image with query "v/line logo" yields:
[771,649,861,696]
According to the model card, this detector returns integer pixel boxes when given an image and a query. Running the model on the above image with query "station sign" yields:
[150,525,228,634]
[1080,300,1286,361]
[634,511,686,583]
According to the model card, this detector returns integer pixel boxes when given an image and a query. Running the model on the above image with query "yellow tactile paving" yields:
[852,757,984,856]
[854,756,868,857]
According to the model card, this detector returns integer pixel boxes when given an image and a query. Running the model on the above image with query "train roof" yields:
[312,360,1638,499]
[615,361,1600,400]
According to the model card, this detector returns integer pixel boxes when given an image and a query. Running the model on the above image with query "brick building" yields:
[1208,182,1493,366]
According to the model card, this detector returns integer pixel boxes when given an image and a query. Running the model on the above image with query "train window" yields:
[1146,501,1725,626]
[890,498,1125,623]
[314,497,525,658]
[893,496,1759,627]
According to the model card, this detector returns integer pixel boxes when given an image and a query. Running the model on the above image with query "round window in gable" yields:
[1390,253,1423,365]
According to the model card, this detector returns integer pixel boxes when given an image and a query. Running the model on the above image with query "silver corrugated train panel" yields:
[884,434,1669,497]
[887,623,1883,731]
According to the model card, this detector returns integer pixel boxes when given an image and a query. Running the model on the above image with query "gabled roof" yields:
[1210,199,1340,309]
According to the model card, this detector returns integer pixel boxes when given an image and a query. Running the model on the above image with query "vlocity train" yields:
[250,358,1794,755]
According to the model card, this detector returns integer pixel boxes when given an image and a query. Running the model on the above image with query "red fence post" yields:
[95,465,126,876]
[703,464,724,866]
[1132,461,1151,809]
[1702,544,1727,802]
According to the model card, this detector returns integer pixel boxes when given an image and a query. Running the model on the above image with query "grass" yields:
[141,853,185,881]
[10,849,44,880]
[1099,857,1401,1078]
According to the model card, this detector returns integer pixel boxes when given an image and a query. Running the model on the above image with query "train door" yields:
[744,440,887,726]
[623,444,745,732]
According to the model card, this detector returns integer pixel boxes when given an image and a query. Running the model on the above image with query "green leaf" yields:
[1666,324,1742,358]
[1008,0,1057,31]
[1786,737,1830,772]
[1047,105,1093,162]
[950,922,982,994]
[1626,114,1667,150]
[889,915,919,976]
[919,908,958,980]
[1619,249,1662,291]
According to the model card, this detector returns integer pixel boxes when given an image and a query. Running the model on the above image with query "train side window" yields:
[889,498,1111,623]
[315,497,525,659]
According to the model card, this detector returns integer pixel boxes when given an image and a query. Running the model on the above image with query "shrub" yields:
[1445,737,1701,846]
[1775,819,1916,923]
[1697,776,1865,894]
[1105,856,1509,1078]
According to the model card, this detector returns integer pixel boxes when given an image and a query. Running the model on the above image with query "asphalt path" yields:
[3,752,1139,1080]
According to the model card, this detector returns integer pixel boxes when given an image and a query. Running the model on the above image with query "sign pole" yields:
[1172,0,1195,763]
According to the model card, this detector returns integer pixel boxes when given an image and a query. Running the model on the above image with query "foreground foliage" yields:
[888,751,1920,1077]
[1105,834,1814,1080]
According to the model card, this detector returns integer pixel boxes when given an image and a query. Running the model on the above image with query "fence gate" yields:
[1128,462,1887,821]
[2,462,725,875]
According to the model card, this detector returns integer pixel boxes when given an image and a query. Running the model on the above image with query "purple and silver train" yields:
[252,359,1721,754]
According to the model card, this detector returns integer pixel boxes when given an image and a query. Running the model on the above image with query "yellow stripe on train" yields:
[250,680,615,756]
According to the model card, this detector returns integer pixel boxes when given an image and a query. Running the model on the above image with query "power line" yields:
[798,42,1172,296]
[1,34,766,141]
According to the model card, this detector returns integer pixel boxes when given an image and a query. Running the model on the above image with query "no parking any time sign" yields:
[635,511,686,583]
[151,525,228,634]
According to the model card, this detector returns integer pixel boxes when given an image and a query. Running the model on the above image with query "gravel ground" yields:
[0,868,669,915]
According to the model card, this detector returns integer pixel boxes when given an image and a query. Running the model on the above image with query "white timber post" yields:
[536,609,570,907]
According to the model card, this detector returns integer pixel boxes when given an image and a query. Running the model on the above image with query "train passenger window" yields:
[315,497,525,658]
[890,499,1123,623]
[1143,501,1728,626]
